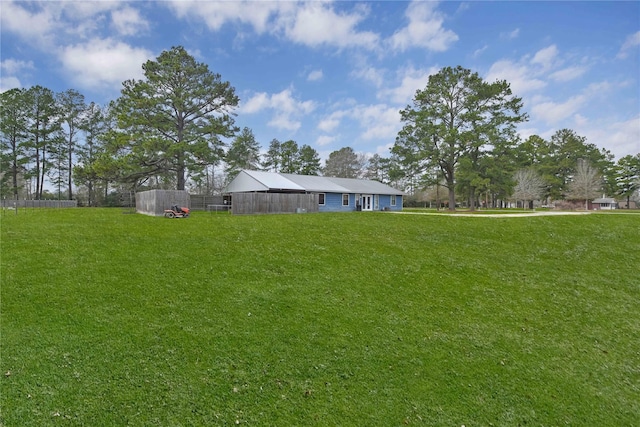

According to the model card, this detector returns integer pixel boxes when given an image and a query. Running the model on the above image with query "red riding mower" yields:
[164,205,190,218]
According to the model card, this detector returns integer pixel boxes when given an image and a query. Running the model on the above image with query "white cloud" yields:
[241,87,316,132]
[63,1,120,20]
[273,88,315,115]
[280,2,379,50]
[375,142,394,156]
[1,59,34,75]
[268,115,301,132]
[486,60,546,94]
[582,115,640,158]
[601,115,640,157]
[617,31,640,59]
[517,127,539,142]
[307,69,323,82]
[317,102,400,144]
[584,80,614,96]
[574,114,589,127]
[167,1,379,50]
[0,76,22,92]
[379,66,439,104]
[351,104,401,140]
[0,59,34,91]
[242,92,271,114]
[531,94,587,124]
[60,38,153,90]
[166,0,283,34]
[0,1,57,45]
[317,111,346,133]
[316,135,336,147]
[501,28,520,39]
[472,44,488,58]
[0,1,127,45]
[388,1,458,52]
[531,45,559,71]
[112,6,149,36]
[549,66,587,82]
[350,63,385,88]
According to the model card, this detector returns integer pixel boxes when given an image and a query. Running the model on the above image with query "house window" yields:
[342,194,349,206]
[391,195,396,206]
[318,193,325,205]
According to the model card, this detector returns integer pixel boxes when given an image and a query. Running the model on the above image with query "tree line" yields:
[2,48,638,208]
[0,47,366,205]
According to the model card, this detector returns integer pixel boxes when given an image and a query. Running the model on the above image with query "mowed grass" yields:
[1,208,639,426]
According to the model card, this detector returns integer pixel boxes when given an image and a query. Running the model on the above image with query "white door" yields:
[362,195,373,211]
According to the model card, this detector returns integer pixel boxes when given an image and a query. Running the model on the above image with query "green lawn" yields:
[1,208,639,426]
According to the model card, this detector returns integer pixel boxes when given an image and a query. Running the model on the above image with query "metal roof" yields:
[225,170,404,195]
[280,173,349,193]
[224,170,304,193]
[325,177,404,195]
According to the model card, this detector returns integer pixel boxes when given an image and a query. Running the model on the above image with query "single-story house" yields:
[225,170,404,214]
[591,197,617,210]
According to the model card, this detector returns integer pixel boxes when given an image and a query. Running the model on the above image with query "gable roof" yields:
[225,170,404,195]
[592,197,616,204]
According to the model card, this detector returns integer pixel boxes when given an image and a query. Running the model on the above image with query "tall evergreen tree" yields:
[298,144,321,175]
[547,129,611,200]
[56,89,86,199]
[75,102,107,206]
[323,147,365,178]
[24,86,59,199]
[615,154,640,208]
[0,88,29,199]
[280,140,300,174]
[262,138,282,172]
[225,127,261,180]
[393,66,526,210]
[115,46,239,190]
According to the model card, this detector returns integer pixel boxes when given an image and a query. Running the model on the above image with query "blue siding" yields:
[319,192,352,212]
[377,194,403,211]
[318,193,403,212]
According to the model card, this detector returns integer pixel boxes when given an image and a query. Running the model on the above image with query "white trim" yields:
[342,193,349,206]
[318,193,326,205]
[361,194,373,211]
[391,195,396,206]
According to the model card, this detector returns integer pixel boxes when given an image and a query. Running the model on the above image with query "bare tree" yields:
[512,168,546,209]
[567,159,602,210]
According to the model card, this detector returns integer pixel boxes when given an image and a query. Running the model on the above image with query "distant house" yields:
[591,197,617,210]
[225,170,404,214]
[618,200,637,209]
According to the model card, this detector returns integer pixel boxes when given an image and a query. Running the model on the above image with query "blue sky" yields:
[1,1,639,162]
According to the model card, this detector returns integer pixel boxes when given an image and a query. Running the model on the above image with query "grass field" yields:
[1,208,639,426]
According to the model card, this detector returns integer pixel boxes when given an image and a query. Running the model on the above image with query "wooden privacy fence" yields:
[190,195,231,211]
[136,190,190,216]
[1,200,77,208]
[231,193,319,215]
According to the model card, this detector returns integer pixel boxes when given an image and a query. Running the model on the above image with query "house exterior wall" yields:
[592,202,616,210]
[318,192,403,212]
[377,194,403,211]
[318,192,352,212]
